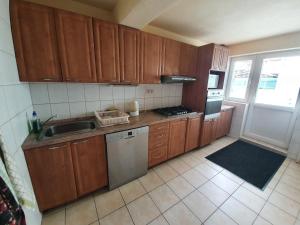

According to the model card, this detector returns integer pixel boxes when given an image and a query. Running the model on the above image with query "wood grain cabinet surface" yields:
[162,38,181,75]
[71,136,108,196]
[211,45,230,72]
[55,9,97,82]
[168,118,187,159]
[10,0,62,82]
[216,109,233,139]
[180,43,198,75]
[93,19,120,83]
[185,115,202,152]
[140,32,162,84]
[24,143,77,211]
[119,25,140,84]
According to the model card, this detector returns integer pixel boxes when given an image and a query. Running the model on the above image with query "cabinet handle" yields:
[42,78,54,81]
[48,145,67,150]
[72,140,89,145]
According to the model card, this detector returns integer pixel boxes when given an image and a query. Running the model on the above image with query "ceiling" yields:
[72,0,118,10]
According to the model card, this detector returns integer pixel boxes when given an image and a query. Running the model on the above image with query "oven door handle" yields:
[206,98,223,102]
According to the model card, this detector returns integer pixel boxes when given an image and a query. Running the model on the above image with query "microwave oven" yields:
[207,74,219,89]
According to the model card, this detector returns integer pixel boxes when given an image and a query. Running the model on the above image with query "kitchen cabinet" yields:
[168,118,187,159]
[180,43,198,75]
[93,19,120,83]
[148,122,169,167]
[216,108,233,139]
[140,32,163,84]
[200,118,218,147]
[162,38,181,75]
[211,45,230,72]
[24,143,77,211]
[55,9,97,82]
[10,0,62,82]
[119,25,140,84]
[71,136,108,196]
[185,115,202,152]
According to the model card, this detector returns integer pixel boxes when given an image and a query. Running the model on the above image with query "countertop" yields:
[22,111,203,150]
[221,105,235,111]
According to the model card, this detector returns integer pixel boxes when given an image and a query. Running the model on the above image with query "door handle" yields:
[124,136,135,139]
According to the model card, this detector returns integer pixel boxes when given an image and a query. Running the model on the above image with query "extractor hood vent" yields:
[160,75,196,84]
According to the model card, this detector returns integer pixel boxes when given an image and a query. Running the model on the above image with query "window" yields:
[255,56,300,107]
[227,59,253,100]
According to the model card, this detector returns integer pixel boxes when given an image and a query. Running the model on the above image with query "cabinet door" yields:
[211,118,219,142]
[216,112,226,139]
[55,10,97,82]
[180,43,198,75]
[93,19,119,83]
[200,120,212,147]
[149,146,168,168]
[10,0,61,82]
[140,32,162,84]
[162,38,181,75]
[168,119,187,159]
[119,25,140,84]
[185,115,202,152]
[71,136,108,196]
[224,109,233,135]
[24,143,77,211]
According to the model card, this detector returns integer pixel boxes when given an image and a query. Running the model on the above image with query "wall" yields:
[0,0,42,224]
[229,31,300,56]
[30,83,183,121]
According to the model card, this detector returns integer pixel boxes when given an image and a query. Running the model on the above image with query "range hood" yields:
[160,75,197,84]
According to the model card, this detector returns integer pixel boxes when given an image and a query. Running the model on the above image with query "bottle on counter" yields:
[31,111,42,134]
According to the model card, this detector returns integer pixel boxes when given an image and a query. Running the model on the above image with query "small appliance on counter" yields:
[128,100,139,117]
[153,106,193,116]
[205,89,224,119]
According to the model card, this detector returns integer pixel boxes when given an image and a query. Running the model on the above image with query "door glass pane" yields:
[255,56,300,107]
[228,60,252,99]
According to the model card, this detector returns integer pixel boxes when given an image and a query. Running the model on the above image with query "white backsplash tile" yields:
[0,51,20,85]
[99,85,113,100]
[113,85,125,99]
[48,83,68,103]
[33,104,52,121]
[0,0,9,24]
[29,83,49,104]
[113,99,125,111]
[67,83,85,102]
[0,86,9,126]
[0,19,14,55]
[100,100,114,111]
[50,103,70,120]
[69,101,86,118]
[86,101,101,114]
[145,98,154,110]
[84,84,99,101]
[136,85,145,98]
[125,86,136,99]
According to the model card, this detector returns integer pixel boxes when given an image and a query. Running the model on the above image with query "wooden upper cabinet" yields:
[180,43,198,75]
[162,38,181,75]
[140,32,162,84]
[24,143,77,211]
[71,136,107,196]
[211,45,229,72]
[168,118,187,159]
[185,115,202,152]
[10,0,61,82]
[55,10,97,82]
[119,25,140,84]
[93,19,120,83]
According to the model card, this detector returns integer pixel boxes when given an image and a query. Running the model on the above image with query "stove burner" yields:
[153,106,192,116]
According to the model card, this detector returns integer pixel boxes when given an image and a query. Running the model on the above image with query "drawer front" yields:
[148,146,168,167]
[149,131,169,149]
[150,122,169,133]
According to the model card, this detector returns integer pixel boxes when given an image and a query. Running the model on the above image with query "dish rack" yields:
[94,110,129,127]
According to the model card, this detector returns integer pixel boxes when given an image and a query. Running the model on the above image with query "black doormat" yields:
[206,140,286,189]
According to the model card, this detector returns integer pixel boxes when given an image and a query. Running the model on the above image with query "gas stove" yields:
[153,106,193,117]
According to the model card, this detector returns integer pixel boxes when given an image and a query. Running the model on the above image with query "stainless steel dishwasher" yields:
[106,126,149,190]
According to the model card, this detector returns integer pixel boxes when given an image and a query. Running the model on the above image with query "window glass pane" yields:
[228,60,252,99]
[255,56,300,107]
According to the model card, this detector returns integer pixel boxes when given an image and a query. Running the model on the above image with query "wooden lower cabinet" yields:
[216,109,233,139]
[25,135,107,211]
[24,143,77,211]
[148,146,168,168]
[200,118,218,147]
[71,136,107,197]
[168,119,187,159]
[185,115,202,152]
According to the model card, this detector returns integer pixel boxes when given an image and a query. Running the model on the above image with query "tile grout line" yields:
[117,188,137,225]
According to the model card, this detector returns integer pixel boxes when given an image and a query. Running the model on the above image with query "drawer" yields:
[149,132,169,149]
[148,146,168,167]
[150,122,169,133]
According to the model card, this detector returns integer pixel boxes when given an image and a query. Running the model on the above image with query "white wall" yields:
[0,0,41,224]
[30,83,183,121]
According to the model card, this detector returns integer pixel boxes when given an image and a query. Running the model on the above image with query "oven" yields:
[205,89,224,119]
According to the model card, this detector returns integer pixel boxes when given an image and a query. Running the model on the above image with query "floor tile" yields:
[148,216,169,225]
[285,166,300,179]
[180,154,204,167]
[182,168,208,188]
[242,182,272,200]
[183,190,217,222]
[164,202,202,225]
[198,181,230,206]
[167,158,191,174]
[204,209,237,225]
[66,197,98,225]
[205,160,224,172]
[295,220,300,225]
[275,182,300,203]
[221,170,244,185]
[232,186,265,213]
[153,163,178,182]
[253,216,272,225]
[42,209,65,225]
[149,184,179,212]
[260,202,296,225]
[195,163,218,179]
[211,173,239,194]
[127,194,160,225]
[268,191,300,217]
[266,177,279,189]
[220,197,257,225]
[119,180,146,204]
[139,170,164,192]
[99,207,134,225]
[167,176,195,199]
[90,221,100,225]
[94,189,125,218]
[280,174,300,190]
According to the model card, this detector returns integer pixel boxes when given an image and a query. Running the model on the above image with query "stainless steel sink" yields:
[41,121,97,138]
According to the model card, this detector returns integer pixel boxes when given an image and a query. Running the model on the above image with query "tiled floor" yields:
[42,137,300,225]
